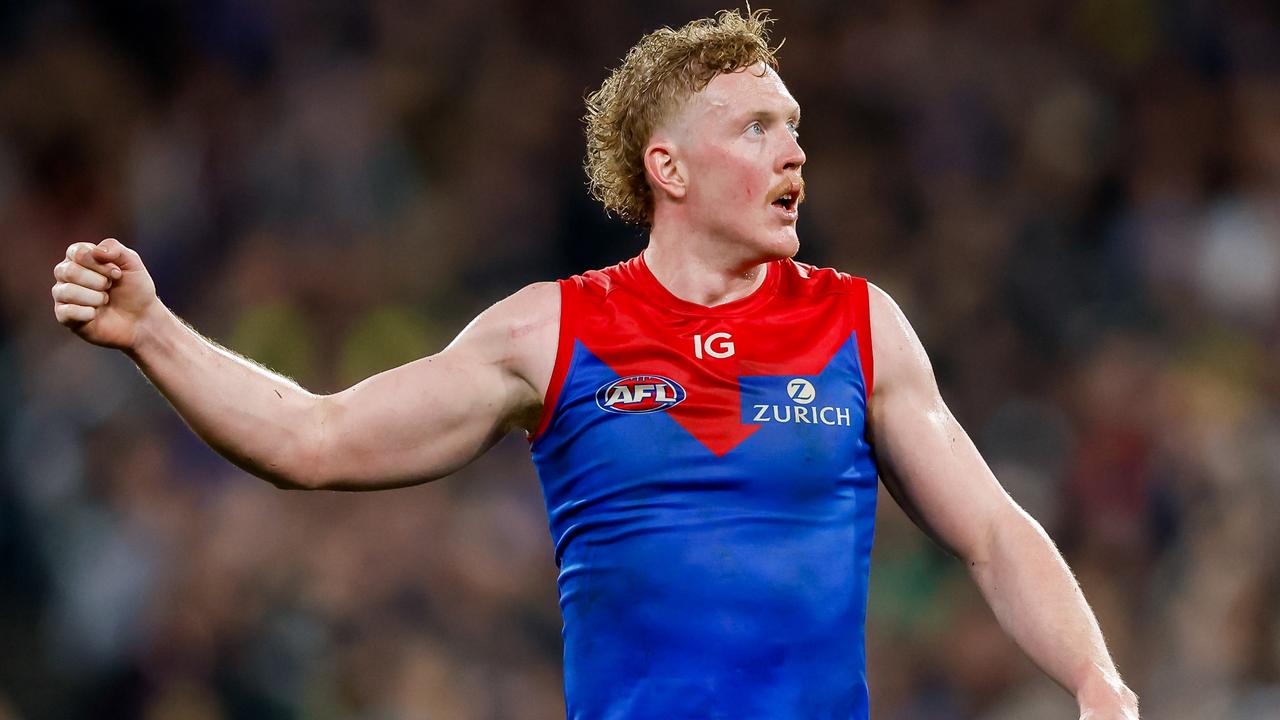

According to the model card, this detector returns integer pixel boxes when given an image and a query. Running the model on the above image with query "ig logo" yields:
[693,332,735,359]
[786,379,816,405]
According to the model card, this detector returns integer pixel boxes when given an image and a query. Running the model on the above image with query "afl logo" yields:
[787,378,816,404]
[595,375,687,414]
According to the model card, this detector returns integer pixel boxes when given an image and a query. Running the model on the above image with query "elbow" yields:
[271,394,335,491]
[266,470,321,491]
[258,458,325,491]
[228,458,318,491]
[969,504,1055,568]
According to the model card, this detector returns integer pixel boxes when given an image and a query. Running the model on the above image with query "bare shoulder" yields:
[866,282,935,396]
[450,281,561,399]
[478,281,560,339]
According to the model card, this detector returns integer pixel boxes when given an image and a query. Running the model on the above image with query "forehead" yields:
[686,63,798,122]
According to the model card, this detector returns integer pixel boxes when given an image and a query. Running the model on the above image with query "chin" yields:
[781,233,800,258]
[761,229,800,260]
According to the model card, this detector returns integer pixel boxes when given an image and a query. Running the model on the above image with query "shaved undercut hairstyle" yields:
[583,8,781,227]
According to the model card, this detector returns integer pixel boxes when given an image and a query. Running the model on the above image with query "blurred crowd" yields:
[2,1,1279,718]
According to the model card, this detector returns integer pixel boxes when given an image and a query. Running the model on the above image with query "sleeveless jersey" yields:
[529,252,879,719]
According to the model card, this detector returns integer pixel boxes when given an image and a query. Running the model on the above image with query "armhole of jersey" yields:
[528,277,576,443]
[852,277,874,399]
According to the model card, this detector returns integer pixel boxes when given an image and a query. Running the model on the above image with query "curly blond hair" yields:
[584,9,781,226]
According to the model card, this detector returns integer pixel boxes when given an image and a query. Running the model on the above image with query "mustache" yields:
[768,176,806,205]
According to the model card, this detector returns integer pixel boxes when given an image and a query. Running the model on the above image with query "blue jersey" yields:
[529,253,879,718]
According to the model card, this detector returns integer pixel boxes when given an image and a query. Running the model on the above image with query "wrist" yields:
[1076,670,1138,716]
[125,300,175,361]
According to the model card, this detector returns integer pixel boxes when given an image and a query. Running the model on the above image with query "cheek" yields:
[704,150,760,205]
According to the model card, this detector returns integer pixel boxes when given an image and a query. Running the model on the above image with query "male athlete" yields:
[52,10,1138,720]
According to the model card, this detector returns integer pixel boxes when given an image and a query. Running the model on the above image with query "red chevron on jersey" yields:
[531,252,874,456]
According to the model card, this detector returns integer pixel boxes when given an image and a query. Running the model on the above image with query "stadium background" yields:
[3,1,1279,718]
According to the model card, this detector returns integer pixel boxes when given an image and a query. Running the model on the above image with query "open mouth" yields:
[768,178,804,215]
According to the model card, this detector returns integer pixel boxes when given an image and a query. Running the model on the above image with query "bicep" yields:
[867,286,1018,561]
[313,348,525,490]
[308,284,557,490]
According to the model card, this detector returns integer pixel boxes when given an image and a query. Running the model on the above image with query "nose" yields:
[780,132,806,173]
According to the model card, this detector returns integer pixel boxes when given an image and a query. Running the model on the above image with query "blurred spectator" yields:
[4,1,1279,718]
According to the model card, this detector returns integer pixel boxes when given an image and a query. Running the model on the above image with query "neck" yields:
[644,224,772,307]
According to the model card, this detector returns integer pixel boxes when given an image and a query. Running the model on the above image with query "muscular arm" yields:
[866,285,1138,719]
[55,238,557,491]
[305,284,556,489]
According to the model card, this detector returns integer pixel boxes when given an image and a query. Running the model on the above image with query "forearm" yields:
[969,510,1137,713]
[126,301,320,488]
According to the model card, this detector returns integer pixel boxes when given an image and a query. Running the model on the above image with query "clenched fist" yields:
[52,238,160,351]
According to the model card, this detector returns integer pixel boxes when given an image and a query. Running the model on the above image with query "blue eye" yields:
[747,122,765,135]
[787,121,800,138]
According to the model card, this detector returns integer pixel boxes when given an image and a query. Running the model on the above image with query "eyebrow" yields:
[739,106,802,124]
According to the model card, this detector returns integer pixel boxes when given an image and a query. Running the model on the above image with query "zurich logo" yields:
[751,377,850,427]
[596,375,687,414]
[787,378,816,405]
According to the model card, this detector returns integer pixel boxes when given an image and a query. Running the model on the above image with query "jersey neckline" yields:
[631,251,782,318]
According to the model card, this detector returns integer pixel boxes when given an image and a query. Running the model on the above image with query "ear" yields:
[643,141,687,201]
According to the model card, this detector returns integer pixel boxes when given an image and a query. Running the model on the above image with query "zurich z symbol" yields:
[595,375,687,414]
[787,378,816,404]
